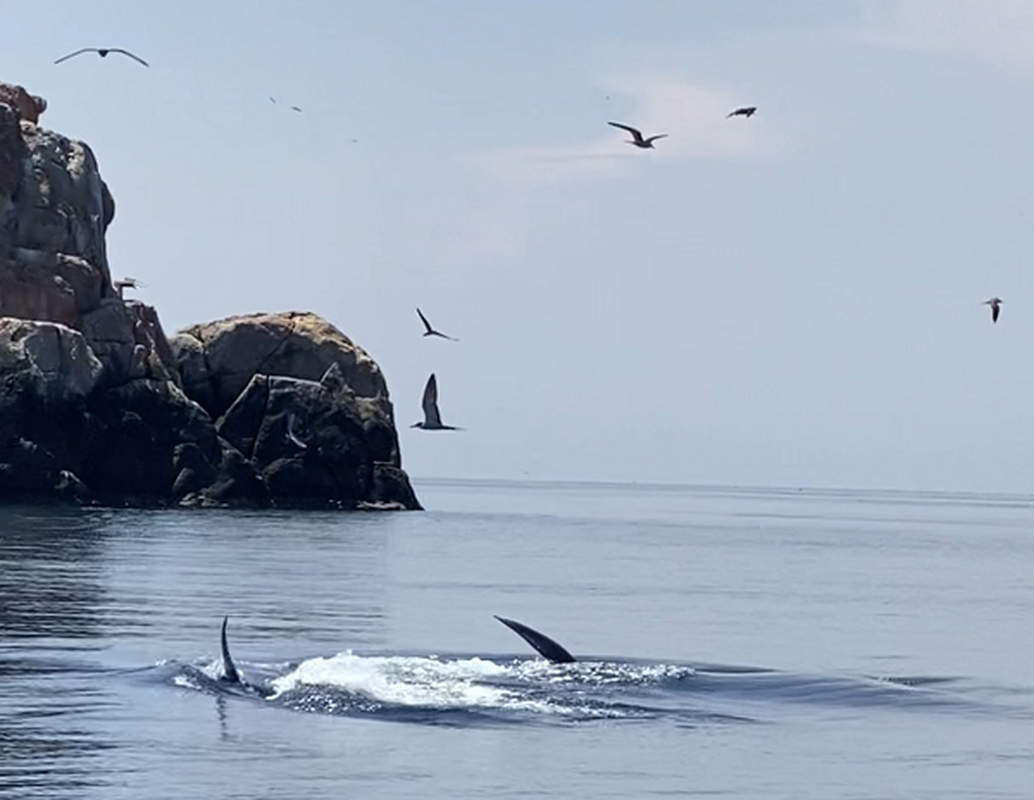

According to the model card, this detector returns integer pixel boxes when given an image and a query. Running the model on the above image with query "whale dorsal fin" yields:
[220,616,241,684]
[494,615,577,664]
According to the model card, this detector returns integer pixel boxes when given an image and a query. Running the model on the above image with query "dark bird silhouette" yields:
[290,106,302,113]
[984,297,1003,323]
[416,308,458,341]
[412,373,462,430]
[727,106,757,118]
[607,121,668,149]
[54,47,150,67]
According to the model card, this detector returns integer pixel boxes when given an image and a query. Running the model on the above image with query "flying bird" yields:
[290,106,302,113]
[412,373,462,430]
[984,297,1003,323]
[416,308,458,341]
[727,106,757,118]
[607,121,668,149]
[54,47,150,67]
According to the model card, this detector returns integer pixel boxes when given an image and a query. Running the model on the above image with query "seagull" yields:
[416,308,458,341]
[113,276,144,299]
[983,297,1003,323]
[727,106,757,118]
[411,373,462,430]
[54,48,150,67]
[607,121,667,149]
[286,414,308,449]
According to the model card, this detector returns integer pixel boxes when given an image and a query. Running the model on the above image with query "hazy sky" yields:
[5,1,1034,492]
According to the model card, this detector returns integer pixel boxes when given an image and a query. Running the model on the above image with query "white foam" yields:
[268,652,522,708]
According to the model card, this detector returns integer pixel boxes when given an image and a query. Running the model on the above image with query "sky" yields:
[4,1,1034,492]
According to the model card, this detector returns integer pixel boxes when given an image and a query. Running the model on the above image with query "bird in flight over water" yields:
[412,373,462,430]
[727,106,757,118]
[984,297,1002,323]
[607,121,668,149]
[54,47,150,67]
[416,308,458,341]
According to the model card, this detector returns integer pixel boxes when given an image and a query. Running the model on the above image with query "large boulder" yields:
[0,82,418,510]
[172,311,393,419]
[171,311,419,510]
[0,318,260,506]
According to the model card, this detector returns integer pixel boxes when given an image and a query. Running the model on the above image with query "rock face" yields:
[0,83,419,510]
[170,312,419,509]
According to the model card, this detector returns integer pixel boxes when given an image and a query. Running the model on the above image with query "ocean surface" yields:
[1,479,1032,799]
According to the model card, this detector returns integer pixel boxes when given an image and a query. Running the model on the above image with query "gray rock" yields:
[0,82,417,511]
[0,318,103,401]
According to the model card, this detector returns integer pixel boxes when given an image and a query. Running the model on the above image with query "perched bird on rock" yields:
[54,47,150,67]
[114,277,143,299]
[607,121,667,149]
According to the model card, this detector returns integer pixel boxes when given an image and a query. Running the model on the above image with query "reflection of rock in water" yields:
[0,507,114,794]
[0,507,108,637]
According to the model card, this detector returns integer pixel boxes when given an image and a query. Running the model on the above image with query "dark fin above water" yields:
[494,615,577,664]
[220,616,241,684]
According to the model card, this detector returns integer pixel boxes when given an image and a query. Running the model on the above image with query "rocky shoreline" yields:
[0,84,420,510]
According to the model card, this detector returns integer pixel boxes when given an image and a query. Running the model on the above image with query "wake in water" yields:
[161,648,983,727]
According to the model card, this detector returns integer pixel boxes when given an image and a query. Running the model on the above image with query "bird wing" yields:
[422,373,443,427]
[416,307,434,334]
[54,47,96,64]
[111,49,150,67]
[644,134,668,145]
[993,304,1000,323]
[608,121,644,143]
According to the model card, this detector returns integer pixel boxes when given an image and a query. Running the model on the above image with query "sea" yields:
[1,478,1032,799]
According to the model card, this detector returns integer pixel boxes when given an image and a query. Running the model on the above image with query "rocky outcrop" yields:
[0,82,419,510]
[0,82,46,125]
[169,311,416,508]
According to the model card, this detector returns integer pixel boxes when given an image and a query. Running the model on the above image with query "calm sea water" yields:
[1,479,1032,799]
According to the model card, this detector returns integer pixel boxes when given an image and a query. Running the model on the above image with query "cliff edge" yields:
[0,83,420,509]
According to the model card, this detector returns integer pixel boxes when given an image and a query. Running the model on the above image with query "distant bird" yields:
[269,97,302,112]
[113,276,143,299]
[984,297,1003,323]
[286,414,308,449]
[416,308,458,341]
[607,121,667,149]
[54,47,150,67]
[412,373,462,430]
[727,106,757,118]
